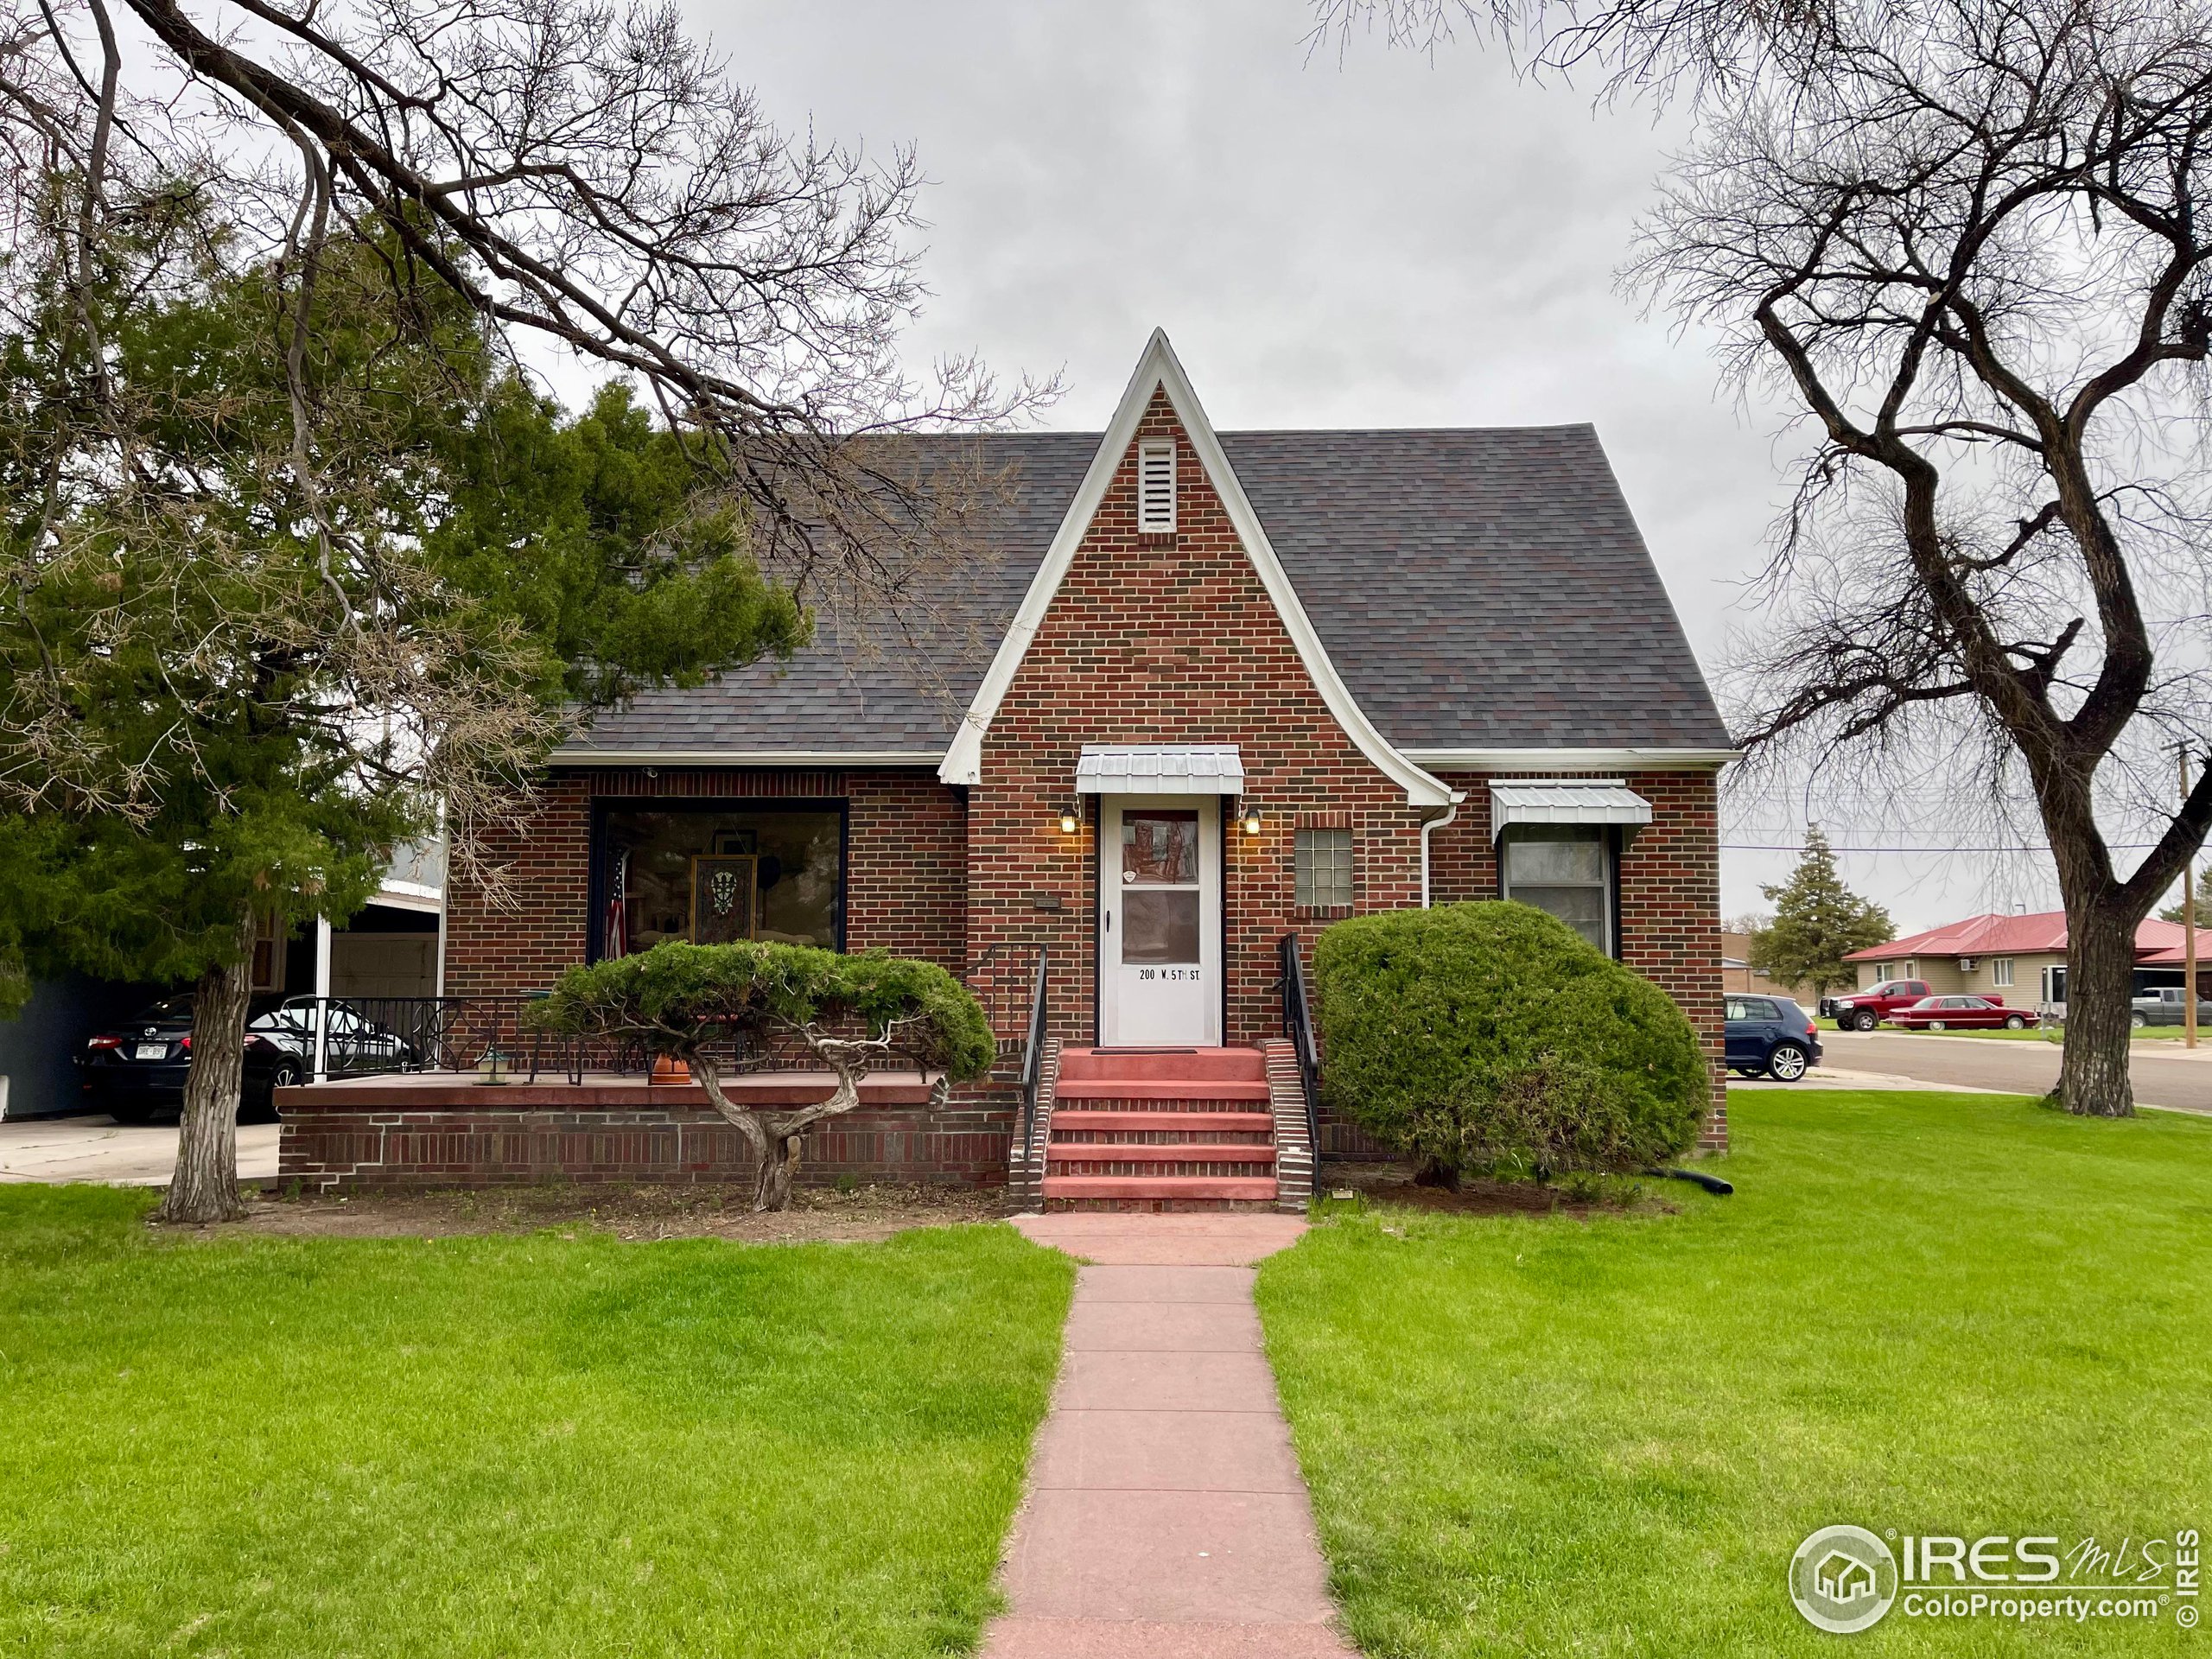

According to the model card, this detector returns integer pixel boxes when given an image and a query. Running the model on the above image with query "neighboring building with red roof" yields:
[1847,912,2197,1005]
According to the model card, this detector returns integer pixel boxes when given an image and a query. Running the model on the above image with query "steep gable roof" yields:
[936,331,1451,805]
[557,338,1732,770]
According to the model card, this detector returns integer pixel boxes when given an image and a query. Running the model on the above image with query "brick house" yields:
[283,332,1736,1204]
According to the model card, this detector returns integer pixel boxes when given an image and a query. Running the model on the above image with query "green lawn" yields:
[0,1190,1073,1658]
[1257,1090,2212,1656]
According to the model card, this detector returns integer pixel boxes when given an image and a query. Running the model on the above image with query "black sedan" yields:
[79,995,302,1123]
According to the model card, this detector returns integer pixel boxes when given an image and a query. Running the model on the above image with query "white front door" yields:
[1099,796,1222,1046]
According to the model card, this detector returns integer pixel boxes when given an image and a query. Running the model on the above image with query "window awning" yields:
[1075,744,1246,795]
[1489,779,1653,840]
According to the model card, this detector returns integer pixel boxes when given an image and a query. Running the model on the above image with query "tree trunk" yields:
[154,907,257,1224]
[689,1044,866,1213]
[753,1122,803,1211]
[690,1051,773,1197]
[2056,897,2136,1118]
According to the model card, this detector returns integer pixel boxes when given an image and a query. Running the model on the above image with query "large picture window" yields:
[1501,825,1613,955]
[599,805,842,957]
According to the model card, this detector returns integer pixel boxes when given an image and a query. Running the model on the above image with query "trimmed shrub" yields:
[1311,902,1707,1180]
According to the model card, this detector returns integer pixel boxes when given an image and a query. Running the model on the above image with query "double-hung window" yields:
[1501,825,1614,954]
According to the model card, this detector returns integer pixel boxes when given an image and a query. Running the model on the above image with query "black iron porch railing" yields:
[280,947,1053,1091]
[961,942,1050,1159]
[1278,931,1322,1155]
[1019,946,1048,1157]
[267,995,761,1084]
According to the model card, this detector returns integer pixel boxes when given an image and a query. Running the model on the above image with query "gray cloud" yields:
[685,0,2068,931]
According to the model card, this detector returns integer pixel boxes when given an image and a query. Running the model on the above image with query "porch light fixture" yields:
[1058,804,1081,835]
[1240,801,1263,836]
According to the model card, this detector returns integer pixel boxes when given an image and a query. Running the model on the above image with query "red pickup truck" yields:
[1822,979,1931,1031]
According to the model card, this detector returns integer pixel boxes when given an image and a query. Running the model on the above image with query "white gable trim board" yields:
[937,329,1454,809]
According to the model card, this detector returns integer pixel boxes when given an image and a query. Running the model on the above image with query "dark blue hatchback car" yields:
[1724,994,1822,1080]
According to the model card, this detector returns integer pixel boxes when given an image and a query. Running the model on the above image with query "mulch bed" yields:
[229,1179,1013,1243]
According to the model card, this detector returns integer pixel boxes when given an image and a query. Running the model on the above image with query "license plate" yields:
[134,1043,168,1061]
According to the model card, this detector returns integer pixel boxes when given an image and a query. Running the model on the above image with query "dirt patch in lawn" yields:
[227,1180,1013,1243]
[1318,1161,1677,1217]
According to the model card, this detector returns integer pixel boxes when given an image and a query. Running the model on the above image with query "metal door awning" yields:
[1076,744,1246,795]
[1489,779,1653,839]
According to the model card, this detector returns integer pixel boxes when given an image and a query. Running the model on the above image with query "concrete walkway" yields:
[985,1213,1355,1659]
[0,1114,281,1185]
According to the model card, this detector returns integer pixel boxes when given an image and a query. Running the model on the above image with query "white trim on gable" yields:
[1404,747,1741,772]
[938,329,1453,808]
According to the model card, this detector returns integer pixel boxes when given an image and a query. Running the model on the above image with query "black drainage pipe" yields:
[1643,1166,1734,1196]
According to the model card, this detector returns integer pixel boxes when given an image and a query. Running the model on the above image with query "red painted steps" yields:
[1041,1046,1279,1211]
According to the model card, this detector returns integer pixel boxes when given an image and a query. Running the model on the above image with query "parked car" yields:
[2131,987,2212,1027]
[252,995,420,1076]
[1725,995,1823,1080]
[1886,995,2036,1032]
[1823,979,1931,1031]
[78,994,302,1124]
[78,994,417,1124]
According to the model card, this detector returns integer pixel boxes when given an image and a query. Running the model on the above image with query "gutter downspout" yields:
[1420,793,1465,908]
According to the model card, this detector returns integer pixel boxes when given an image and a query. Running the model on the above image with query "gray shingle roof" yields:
[561,425,1730,760]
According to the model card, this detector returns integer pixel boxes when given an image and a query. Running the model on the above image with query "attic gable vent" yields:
[1136,440,1176,534]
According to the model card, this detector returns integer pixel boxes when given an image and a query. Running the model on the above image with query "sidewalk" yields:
[0,1115,282,1185]
[984,1213,1353,1659]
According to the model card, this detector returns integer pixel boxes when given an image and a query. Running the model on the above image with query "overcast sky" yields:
[689,0,2080,935]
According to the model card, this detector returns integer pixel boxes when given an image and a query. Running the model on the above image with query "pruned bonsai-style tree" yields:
[529,942,996,1211]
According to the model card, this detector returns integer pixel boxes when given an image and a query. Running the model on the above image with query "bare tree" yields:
[1322,0,2212,1117]
[3,0,1047,608]
[1630,0,2212,1116]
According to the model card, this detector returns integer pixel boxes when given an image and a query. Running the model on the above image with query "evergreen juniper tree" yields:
[1747,830,1894,1001]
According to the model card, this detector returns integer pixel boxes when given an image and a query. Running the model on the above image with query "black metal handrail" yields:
[1279,932,1321,1155]
[274,995,764,1084]
[1019,945,1048,1155]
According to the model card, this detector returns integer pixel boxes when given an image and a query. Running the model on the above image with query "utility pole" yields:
[2183,746,2200,1051]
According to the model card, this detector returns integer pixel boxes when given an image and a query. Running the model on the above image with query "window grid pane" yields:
[1295,829,1354,910]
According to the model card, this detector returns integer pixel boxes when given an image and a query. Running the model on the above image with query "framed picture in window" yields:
[690,855,758,944]
[713,829,759,855]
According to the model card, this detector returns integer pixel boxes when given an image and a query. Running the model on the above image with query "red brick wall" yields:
[280,1096,1010,1190]
[1618,769,1727,1150]
[968,388,1427,1050]
[845,771,966,970]
[436,765,995,1181]
[443,771,592,1001]
[444,765,967,999]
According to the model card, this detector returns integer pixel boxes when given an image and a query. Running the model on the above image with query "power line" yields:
[1720,842,2164,854]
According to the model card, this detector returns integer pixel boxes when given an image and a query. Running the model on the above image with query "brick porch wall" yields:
[279,1095,1015,1191]
[968,387,1427,1052]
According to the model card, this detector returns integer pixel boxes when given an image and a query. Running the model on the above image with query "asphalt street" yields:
[1820,1029,2212,1114]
